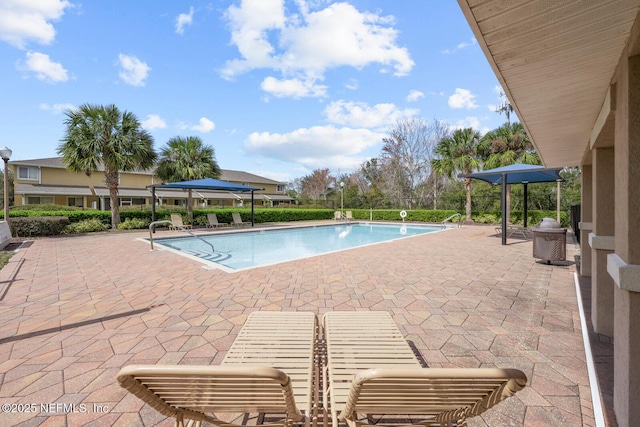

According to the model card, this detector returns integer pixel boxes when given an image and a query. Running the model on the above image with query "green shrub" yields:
[343,209,463,223]
[9,204,83,212]
[63,219,110,234]
[194,215,209,226]
[472,213,500,224]
[117,217,150,230]
[9,216,69,237]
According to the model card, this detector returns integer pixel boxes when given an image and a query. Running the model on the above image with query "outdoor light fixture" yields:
[0,146,12,223]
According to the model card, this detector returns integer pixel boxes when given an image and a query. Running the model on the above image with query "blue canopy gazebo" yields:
[151,178,263,226]
[461,164,563,245]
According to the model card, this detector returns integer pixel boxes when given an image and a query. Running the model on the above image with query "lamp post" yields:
[340,181,344,217]
[0,146,11,223]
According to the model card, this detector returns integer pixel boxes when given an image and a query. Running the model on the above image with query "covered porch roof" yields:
[458,0,640,167]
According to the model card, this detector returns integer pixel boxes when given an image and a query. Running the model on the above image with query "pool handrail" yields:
[441,213,462,229]
[148,220,216,253]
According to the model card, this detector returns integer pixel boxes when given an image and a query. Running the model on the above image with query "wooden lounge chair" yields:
[494,224,532,239]
[322,311,527,427]
[232,212,251,227]
[118,311,317,427]
[206,213,228,228]
[223,311,318,427]
[170,213,192,230]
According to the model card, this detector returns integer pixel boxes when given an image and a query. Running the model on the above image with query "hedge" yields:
[10,216,70,237]
[4,207,569,236]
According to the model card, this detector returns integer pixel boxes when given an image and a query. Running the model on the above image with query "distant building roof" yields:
[10,156,286,184]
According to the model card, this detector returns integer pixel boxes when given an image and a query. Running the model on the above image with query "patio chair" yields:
[345,211,353,222]
[322,311,527,427]
[232,212,251,227]
[117,311,318,427]
[170,213,192,230]
[206,213,228,228]
[495,224,532,239]
[334,211,343,221]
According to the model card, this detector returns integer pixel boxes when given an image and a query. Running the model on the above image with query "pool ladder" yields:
[440,213,462,229]
[148,220,216,253]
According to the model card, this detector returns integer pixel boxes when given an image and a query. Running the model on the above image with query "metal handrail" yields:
[441,213,462,229]
[148,220,216,253]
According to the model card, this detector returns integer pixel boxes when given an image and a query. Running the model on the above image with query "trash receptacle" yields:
[532,218,567,264]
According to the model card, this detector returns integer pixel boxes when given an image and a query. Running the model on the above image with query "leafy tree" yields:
[155,136,221,222]
[350,158,386,208]
[58,104,156,229]
[480,122,540,222]
[301,168,334,203]
[380,118,448,208]
[431,127,483,222]
[480,122,540,169]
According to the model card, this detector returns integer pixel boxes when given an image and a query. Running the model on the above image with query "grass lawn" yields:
[0,251,13,270]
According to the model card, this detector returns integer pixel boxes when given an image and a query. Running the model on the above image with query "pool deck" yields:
[0,222,615,426]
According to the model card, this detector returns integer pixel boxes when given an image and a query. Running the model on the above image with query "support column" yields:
[590,147,615,337]
[579,164,592,277]
[608,53,640,427]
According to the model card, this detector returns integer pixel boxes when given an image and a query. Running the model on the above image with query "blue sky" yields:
[0,0,509,182]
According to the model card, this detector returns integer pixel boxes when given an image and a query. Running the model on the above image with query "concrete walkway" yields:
[0,223,606,426]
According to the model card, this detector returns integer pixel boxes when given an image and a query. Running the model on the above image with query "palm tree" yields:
[480,122,540,169]
[431,127,482,222]
[480,122,540,223]
[58,104,156,229]
[155,136,221,222]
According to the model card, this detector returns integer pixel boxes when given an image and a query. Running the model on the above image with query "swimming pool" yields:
[150,222,442,271]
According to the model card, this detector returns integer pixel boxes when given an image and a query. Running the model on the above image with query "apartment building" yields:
[9,157,292,209]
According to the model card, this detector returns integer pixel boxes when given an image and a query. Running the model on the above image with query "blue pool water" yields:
[152,222,441,271]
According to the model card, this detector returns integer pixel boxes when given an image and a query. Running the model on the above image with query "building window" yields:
[276,185,285,193]
[68,197,83,207]
[18,166,39,180]
[27,196,54,204]
[120,197,146,206]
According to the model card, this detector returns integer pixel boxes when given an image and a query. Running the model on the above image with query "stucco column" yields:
[589,147,615,336]
[608,53,640,427]
[579,164,592,277]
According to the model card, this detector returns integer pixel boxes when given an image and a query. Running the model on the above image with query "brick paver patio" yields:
[0,223,610,426]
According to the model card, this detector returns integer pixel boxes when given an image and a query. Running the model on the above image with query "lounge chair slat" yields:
[323,311,527,427]
[118,312,316,427]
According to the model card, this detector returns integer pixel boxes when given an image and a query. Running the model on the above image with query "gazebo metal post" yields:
[501,174,507,245]
[523,182,528,228]
[251,190,255,226]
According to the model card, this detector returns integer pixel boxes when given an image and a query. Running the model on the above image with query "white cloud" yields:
[222,1,413,98]
[249,170,291,182]
[39,102,75,114]
[261,76,327,98]
[324,100,418,129]
[175,7,194,35]
[345,79,358,90]
[178,117,215,133]
[406,90,424,102]
[453,116,481,130]
[448,88,478,109]
[117,54,150,86]
[0,0,72,49]
[141,114,167,130]
[442,37,477,54]
[244,125,384,170]
[21,51,68,83]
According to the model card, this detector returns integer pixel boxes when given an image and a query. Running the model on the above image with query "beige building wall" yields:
[10,162,287,209]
